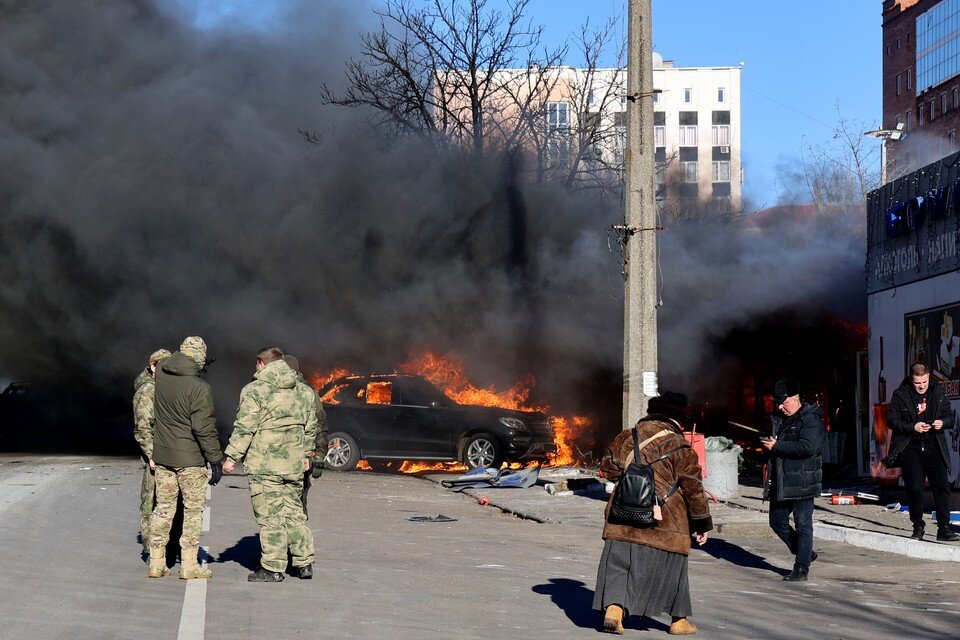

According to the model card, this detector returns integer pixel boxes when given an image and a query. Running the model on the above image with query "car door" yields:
[323,378,398,456]
[393,377,455,456]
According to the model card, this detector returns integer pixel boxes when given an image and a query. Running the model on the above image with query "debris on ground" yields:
[404,514,458,523]
[441,465,541,491]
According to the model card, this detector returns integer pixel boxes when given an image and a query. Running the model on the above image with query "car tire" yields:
[368,459,404,473]
[326,432,361,471]
[460,432,503,470]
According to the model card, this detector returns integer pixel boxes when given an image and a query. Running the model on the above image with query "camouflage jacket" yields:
[132,369,155,460]
[225,360,318,476]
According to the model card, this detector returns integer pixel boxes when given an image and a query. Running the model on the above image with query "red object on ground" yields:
[478,496,490,505]
[684,428,707,478]
[831,495,858,505]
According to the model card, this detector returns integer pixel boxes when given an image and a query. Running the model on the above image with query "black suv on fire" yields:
[319,374,556,471]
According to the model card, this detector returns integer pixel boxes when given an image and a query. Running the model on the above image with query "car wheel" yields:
[326,432,361,471]
[368,459,404,473]
[461,432,503,470]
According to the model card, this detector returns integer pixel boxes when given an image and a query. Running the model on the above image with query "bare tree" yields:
[321,0,566,158]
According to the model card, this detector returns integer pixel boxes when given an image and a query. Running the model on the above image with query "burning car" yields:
[318,373,557,471]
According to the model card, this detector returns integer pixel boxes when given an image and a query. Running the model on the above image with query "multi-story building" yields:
[431,53,742,216]
[883,0,960,179]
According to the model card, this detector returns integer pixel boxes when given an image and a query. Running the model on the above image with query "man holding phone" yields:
[762,379,825,582]
[888,362,957,542]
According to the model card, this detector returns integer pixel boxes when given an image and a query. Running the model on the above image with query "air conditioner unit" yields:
[720,145,730,154]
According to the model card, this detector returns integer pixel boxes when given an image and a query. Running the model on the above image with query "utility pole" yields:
[622,0,658,429]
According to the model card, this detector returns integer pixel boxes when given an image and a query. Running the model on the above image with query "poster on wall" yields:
[904,303,960,399]
[904,302,960,485]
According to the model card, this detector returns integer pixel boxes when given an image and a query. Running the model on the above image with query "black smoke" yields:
[0,1,866,451]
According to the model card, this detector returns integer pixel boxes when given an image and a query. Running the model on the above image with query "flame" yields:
[308,349,591,471]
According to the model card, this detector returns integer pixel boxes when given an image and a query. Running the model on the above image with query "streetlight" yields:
[864,123,905,185]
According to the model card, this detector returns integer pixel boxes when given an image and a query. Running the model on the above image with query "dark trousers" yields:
[900,442,951,529]
[301,472,312,520]
[769,497,814,567]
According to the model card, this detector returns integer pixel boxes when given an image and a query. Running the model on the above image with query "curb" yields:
[814,522,960,562]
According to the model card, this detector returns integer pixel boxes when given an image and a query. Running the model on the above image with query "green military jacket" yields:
[153,351,223,468]
[225,360,319,476]
[132,369,155,460]
[295,375,328,468]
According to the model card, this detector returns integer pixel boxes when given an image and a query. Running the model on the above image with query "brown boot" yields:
[669,617,697,635]
[178,546,212,580]
[602,604,624,634]
[147,548,169,578]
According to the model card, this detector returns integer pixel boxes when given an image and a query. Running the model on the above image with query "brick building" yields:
[883,0,960,179]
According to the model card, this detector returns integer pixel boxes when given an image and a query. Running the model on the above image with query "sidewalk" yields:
[423,472,960,562]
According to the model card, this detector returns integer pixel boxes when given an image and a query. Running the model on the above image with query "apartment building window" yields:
[613,112,626,163]
[906,109,912,130]
[545,102,571,164]
[681,161,698,183]
[942,93,949,114]
[684,88,693,103]
[717,87,725,103]
[930,99,936,121]
[886,44,891,55]
[654,125,666,147]
[919,104,925,125]
[655,161,666,185]
[587,90,596,108]
[897,37,901,49]
[907,68,912,90]
[712,160,731,182]
[652,90,660,104]
[954,87,959,108]
[951,131,957,149]
[678,111,697,147]
[712,125,731,146]
[897,74,902,96]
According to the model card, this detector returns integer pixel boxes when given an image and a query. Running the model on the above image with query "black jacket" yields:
[769,403,825,501]
[153,352,223,468]
[887,377,954,470]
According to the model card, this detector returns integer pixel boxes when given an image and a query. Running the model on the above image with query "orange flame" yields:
[307,350,590,470]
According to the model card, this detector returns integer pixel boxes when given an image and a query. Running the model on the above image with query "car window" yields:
[321,381,363,406]
[365,381,393,405]
[396,377,452,407]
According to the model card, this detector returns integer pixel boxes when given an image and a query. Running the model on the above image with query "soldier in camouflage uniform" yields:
[132,348,172,555]
[148,336,224,579]
[281,354,328,519]
[223,347,318,582]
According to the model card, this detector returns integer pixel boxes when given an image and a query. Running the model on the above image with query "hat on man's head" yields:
[180,336,207,367]
[148,349,172,366]
[773,379,801,405]
[282,354,300,374]
[647,391,690,416]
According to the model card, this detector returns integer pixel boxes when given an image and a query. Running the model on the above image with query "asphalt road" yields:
[1,455,959,639]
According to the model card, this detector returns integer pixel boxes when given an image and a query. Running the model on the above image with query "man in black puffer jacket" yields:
[887,362,957,542]
[762,379,825,582]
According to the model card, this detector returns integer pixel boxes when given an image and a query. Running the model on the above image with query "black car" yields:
[318,374,556,471]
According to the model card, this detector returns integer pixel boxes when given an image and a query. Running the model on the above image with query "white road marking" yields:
[202,507,210,532]
[176,545,209,640]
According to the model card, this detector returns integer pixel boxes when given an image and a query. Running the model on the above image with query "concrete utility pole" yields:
[622,0,658,429]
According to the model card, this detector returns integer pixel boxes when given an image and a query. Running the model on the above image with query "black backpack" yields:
[608,428,690,528]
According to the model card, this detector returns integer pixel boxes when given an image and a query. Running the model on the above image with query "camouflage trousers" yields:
[249,473,314,572]
[149,465,207,553]
[139,462,156,551]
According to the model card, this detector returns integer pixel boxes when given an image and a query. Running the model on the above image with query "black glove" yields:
[310,458,324,479]
[209,462,223,486]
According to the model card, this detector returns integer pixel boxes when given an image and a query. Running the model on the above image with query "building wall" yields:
[883,0,960,179]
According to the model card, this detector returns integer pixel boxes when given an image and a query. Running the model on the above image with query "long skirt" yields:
[592,538,692,618]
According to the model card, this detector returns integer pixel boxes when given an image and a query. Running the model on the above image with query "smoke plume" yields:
[0,0,866,433]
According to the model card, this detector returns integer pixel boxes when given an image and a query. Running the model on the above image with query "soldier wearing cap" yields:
[282,354,328,519]
[147,336,224,579]
[132,348,172,555]
[761,379,825,582]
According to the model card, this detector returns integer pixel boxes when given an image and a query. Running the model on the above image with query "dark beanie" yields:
[773,379,800,404]
[648,391,690,416]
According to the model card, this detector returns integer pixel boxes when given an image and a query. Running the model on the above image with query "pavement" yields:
[424,468,960,562]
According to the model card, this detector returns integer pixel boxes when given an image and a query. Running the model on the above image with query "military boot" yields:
[783,564,809,582]
[178,547,212,580]
[937,526,960,542]
[910,523,925,540]
[295,564,313,579]
[147,549,169,578]
[248,568,284,583]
